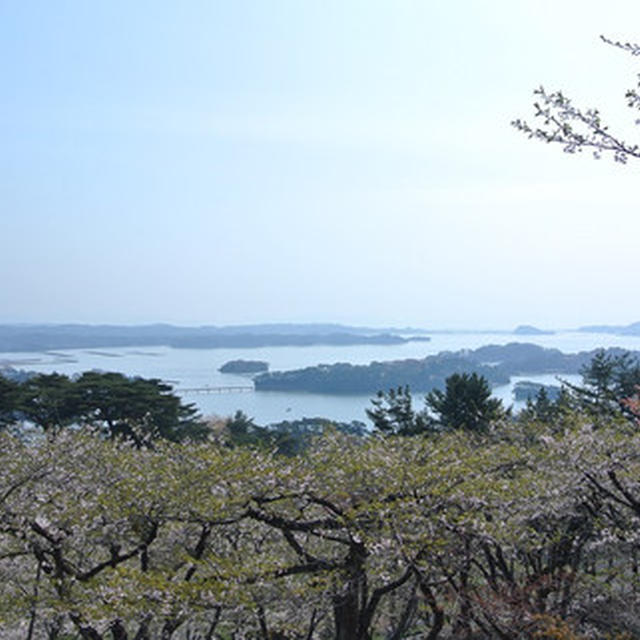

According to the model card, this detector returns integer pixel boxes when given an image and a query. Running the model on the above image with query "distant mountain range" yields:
[0,323,430,353]
[2,320,638,353]
[578,321,640,336]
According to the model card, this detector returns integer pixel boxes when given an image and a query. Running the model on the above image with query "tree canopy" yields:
[366,374,507,436]
[4,354,640,637]
[426,372,508,432]
[3,410,640,638]
[1,370,206,443]
[366,385,436,436]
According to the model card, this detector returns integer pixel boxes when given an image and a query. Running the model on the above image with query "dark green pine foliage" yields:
[226,410,263,447]
[520,386,573,425]
[426,372,507,433]
[8,371,205,443]
[527,386,554,422]
[74,371,205,443]
[367,385,435,436]
[568,349,640,419]
[0,374,20,429]
[17,373,82,432]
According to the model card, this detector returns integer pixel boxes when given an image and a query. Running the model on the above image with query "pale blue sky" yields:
[3,1,640,329]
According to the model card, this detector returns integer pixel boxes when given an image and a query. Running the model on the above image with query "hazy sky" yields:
[3,1,640,330]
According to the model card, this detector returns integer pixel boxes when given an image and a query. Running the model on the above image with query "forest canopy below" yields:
[3,350,640,638]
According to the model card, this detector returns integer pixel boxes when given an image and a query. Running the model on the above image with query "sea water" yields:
[2,331,639,425]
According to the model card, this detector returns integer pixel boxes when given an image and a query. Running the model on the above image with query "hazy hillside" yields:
[0,323,429,352]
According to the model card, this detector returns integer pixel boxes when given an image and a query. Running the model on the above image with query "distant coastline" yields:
[2,320,639,355]
[578,321,640,336]
[0,323,430,353]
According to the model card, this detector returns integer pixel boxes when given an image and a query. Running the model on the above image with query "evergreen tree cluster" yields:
[0,370,205,443]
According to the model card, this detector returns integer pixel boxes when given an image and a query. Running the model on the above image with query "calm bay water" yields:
[2,331,640,425]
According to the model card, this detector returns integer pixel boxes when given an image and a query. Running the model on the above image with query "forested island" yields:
[218,359,269,374]
[513,324,554,335]
[254,343,635,394]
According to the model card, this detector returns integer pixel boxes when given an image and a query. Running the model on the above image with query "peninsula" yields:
[254,343,637,395]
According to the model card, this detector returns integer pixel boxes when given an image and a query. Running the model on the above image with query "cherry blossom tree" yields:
[4,415,640,638]
[514,36,640,164]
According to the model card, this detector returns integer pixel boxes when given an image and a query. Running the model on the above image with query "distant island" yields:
[579,321,640,336]
[0,323,430,353]
[254,343,637,395]
[513,324,554,335]
[219,360,269,374]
